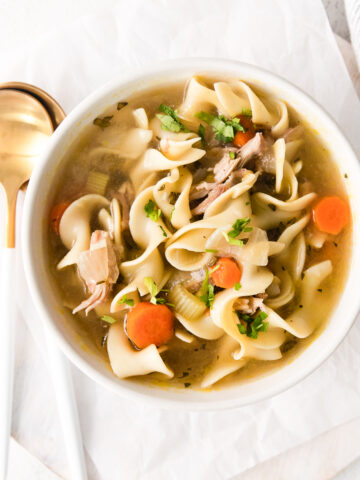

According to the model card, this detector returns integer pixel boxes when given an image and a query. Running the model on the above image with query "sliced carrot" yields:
[210,257,242,289]
[312,196,350,235]
[126,302,174,349]
[233,114,255,147]
[50,202,71,234]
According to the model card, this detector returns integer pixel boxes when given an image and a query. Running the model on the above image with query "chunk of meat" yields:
[189,180,217,201]
[191,183,229,215]
[233,296,265,315]
[213,150,242,183]
[73,230,119,314]
[239,132,266,165]
[72,283,111,315]
[113,180,135,230]
[78,230,119,291]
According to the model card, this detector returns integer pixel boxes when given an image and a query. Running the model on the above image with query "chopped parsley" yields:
[228,218,252,237]
[200,270,215,309]
[229,151,235,160]
[241,108,252,117]
[205,248,218,253]
[198,123,206,147]
[169,207,175,222]
[159,225,167,237]
[101,315,117,324]
[117,295,134,307]
[143,277,172,306]
[144,199,162,222]
[222,218,252,246]
[156,104,189,132]
[143,277,159,304]
[234,282,241,291]
[236,311,269,339]
[195,111,245,143]
[117,101,128,111]
[209,264,220,274]
[93,115,113,129]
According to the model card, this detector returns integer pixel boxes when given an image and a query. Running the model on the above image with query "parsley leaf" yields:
[169,207,175,222]
[156,104,189,132]
[198,123,206,147]
[205,248,218,253]
[229,151,235,160]
[143,277,171,305]
[159,225,167,237]
[144,277,159,304]
[117,295,134,307]
[200,270,215,309]
[195,111,245,143]
[234,282,241,291]
[241,108,252,117]
[93,116,113,129]
[117,101,128,111]
[237,311,268,339]
[222,231,244,246]
[228,218,252,237]
[101,315,117,324]
[144,199,162,222]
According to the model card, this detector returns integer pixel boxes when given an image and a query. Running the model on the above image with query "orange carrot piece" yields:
[233,114,255,147]
[210,257,242,289]
[126,302,174,349]
[50,202,71,234]
[312,196,350,235]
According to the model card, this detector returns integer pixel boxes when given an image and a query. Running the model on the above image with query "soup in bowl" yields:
[22,59,360,409]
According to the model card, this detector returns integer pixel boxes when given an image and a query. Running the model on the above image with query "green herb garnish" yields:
[222,232,244,246]
[144,277,159,304]
[159,225,167,237]
[205,248,218,253]
[117,295,134,307]
[195,111,245,143]
[200,270,215,309]
[143,277,171,305]
[229,151,235,160]
[234,283,241,291]
[236,311,269,339]
[117,101,128,111]
[144,199,162,222]
[101,315,117,324]
[228,218,252,237]
[241,108,252,117]
[209,264,220,274]
[93,116,113,129]
[169,207,175,222]
[198,123,206,147]
[156,104,189,133]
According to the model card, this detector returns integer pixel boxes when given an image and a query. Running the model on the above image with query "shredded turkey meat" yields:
[233,296,265,315]
[190,133,266,205]
[114,180,135,230]
[73,230,119,315]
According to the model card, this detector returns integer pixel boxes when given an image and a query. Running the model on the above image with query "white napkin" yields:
[345,0,360,69]
[2,1,360,478]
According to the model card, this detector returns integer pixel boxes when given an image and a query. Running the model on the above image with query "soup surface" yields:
[48,76,351,390]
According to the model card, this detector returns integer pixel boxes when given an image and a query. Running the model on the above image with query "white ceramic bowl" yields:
[22,58,360,410]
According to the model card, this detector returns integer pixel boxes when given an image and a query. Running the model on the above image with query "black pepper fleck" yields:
[184,382,191,388]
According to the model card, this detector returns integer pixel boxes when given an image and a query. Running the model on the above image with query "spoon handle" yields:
[44,328,88,480]
[0,248,16,480]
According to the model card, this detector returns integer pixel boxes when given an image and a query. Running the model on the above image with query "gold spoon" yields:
[0,89,53,479]
[0,85,87,480]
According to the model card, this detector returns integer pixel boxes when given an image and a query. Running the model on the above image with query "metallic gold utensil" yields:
[0,83,87,480]
[0,89,53,479]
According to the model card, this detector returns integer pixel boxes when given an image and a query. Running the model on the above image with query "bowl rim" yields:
[22,57,360,410]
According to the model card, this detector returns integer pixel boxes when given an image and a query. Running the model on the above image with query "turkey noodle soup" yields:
[48,76,351,390]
